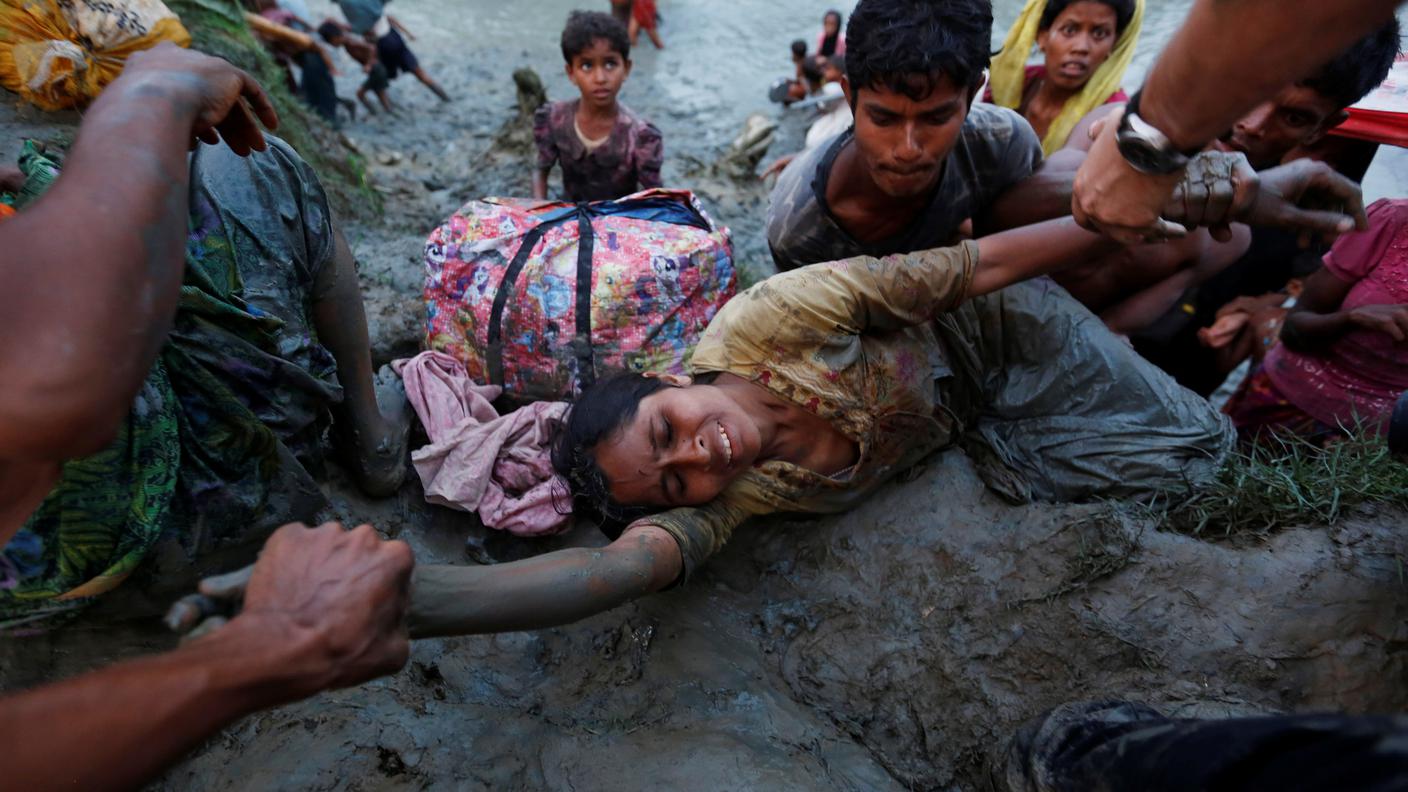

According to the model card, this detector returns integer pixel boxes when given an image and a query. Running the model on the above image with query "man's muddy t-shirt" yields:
[766,103,1041,270]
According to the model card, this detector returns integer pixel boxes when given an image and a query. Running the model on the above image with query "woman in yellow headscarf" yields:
[987,0,1144,155]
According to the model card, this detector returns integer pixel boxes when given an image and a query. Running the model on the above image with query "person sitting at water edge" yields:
[985,0,1141,155]
[533,10,664,202]
[816,9,845,58]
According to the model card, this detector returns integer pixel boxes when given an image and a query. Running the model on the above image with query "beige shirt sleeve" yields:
[692,239,978,372]
[632,491,757,581]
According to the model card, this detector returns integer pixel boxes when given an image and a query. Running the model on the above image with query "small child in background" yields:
[318,21,394,114]
[629,0,664,50]
[533,11,663,202]
[790,39,808,80]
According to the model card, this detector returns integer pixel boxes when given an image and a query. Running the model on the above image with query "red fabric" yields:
[1225,364,1344,445]
[1331,109,1408,147]
[1262,199,1408,435]
[632,0,657,28]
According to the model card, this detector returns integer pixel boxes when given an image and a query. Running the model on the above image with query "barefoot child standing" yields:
[533,11,664,202]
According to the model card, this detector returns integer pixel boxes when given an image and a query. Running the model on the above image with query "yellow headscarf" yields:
[989,0,1144,156]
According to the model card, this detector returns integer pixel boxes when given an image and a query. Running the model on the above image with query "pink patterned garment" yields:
[393,351,572,536]
[1264,199,1408,434]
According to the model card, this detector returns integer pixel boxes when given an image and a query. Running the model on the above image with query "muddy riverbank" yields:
[3,0,1408,789]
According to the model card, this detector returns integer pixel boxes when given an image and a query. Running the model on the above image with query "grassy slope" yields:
[168,0,381,219]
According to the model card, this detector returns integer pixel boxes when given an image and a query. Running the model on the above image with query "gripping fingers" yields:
[240,69,280,132]
[198,564,255,600]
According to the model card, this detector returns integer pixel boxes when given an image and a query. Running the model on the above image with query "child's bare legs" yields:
[628,16,641,45]
[356,86,379,115]
[313,222,411,498]
[644,24,664,49]
[411,67,451,101]
[376,89,396,113]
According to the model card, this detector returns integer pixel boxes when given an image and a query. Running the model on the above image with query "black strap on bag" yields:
[485,198,713,391]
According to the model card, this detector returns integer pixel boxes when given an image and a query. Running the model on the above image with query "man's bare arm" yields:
[0,523,412,792]
[0,44,277,461]
[1139,0,1401,153]
[1073,0,1398,242]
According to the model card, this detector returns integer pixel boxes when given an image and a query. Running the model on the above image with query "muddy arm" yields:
[0,46,276,462]
[407,525,681,638]
[970,219,1120,298]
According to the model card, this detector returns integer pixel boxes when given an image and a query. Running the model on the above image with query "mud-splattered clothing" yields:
[0,139,342,631]
[642,245,1234,577]
[997,699,1408,792]
[765,103,1042,271]
[534,99,664,203]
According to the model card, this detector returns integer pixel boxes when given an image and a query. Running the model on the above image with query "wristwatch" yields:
[1116,91,1200,175]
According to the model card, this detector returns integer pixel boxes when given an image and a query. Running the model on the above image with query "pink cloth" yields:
[1264,199,1408,433]
[393,351,572,536]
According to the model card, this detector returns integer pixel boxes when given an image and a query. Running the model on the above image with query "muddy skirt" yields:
[935,277,1235,504]
[0,139,343,632]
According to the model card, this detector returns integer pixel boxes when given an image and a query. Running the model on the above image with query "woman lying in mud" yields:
[0,45,410,631]
[391,216,1234,638]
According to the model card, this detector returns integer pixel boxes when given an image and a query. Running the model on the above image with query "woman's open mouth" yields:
[717,422,734,466]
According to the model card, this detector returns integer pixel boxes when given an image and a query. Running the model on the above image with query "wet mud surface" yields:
[5,0,1408,789]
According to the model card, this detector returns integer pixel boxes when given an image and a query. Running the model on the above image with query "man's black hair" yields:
[802,57,825,88]
[1303,17,1401,110]
[560,10,631,63]
[825,54,847,75]
[317,21,343,43]
[791,38,808,58]
[845,0,994,101]
[1038,0,1136,36]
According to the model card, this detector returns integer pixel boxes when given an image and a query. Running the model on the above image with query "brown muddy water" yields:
[2,1,1408,790]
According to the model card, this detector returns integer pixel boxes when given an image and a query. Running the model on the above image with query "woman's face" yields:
[823,12,841,35]
[593,381,763,509]
[1037,2,1120,91]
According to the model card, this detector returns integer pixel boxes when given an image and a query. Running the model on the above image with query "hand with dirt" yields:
[1235,159,1368,248]
[1163,151,1258,242]
[1346,304,1408,343]
[1072,108,1188,244]
[121,43,280,156]
[166,522,414,697]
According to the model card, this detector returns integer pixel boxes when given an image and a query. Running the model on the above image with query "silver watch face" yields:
[1117,114,1189,175]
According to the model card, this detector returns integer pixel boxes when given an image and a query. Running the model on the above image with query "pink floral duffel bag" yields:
[423,189,736,401]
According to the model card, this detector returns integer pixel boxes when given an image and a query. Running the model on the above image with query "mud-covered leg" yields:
[944,279,1235,502]
[313,223,411,497]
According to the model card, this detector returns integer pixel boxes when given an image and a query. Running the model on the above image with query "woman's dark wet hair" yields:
[551,372,668,524]
[1038,0,1136,36]
[1303,17,1401,111]
[844,0,993,101]
[560,10,631,63]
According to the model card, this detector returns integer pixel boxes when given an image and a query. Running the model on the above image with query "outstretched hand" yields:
[122,43,280,157]
[167,522,413,697]
[1238,159,1368,248]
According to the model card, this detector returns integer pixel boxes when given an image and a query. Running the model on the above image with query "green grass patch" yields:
[1157,429,1408,538]
[167,0,382,219]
